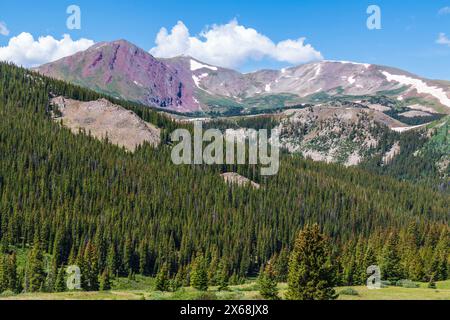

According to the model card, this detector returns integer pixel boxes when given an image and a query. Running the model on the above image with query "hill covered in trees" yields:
[0,62,448,295]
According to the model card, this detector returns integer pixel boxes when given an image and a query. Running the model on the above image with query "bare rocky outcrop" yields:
[220,172,260,189]
[382,142,401,164]
[277,106,405,166]
[51,96,160,151]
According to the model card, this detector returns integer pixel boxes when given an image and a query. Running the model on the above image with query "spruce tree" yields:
[274,248,289,282]
[380,232,403,282]
[257,259,279,300]
[190,253,208,291]
[286,224,337,300]
[216,261,229,291]
[0,255,7,293]
[107,245,119,278]
[55,267,67,292]
[431,230,448,281]
[6,252,18,293]
[27,240,47,292]
[155,263,170,291]
[100,269,112,291]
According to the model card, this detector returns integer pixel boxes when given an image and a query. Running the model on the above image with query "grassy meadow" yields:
[1,276,449,300]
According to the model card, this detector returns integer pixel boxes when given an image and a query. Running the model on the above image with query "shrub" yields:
[195,292,217,300]
[338,288,359,296]
[0,290,15,297]
[395,279,419,288]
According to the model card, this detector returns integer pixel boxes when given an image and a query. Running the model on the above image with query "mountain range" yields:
[36,39,450,118]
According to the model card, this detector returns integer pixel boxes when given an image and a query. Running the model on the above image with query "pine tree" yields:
[207,252,219,286]
[79,242,100,291]
[27,240,47,292]
[359,245,377,284]
[257,259,279,300]
[155,263,170,291]
[431,230,448,281]
[0,255,8,293]
[274,248,289,282]
[170,275,183,292]
[286,224,337,300]
[138,242,148,275]
[216,261,229,291]
[107,245,119,278]
[6,252,18,293]
[380,232,403,282]
[100,269,112,291]
[44,263,57,292]
[55,267,66,292]
[190,253,208,291]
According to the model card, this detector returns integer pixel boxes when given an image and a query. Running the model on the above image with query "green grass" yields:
[1,279,450,300]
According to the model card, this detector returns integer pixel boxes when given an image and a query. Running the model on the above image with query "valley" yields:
[0,41,448,301]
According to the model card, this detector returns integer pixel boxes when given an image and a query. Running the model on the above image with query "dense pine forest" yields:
[0,62,448,294]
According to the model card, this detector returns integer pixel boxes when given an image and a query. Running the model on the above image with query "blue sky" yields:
[1,0,450,79]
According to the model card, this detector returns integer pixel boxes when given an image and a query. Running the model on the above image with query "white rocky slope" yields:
[51,97,161,151]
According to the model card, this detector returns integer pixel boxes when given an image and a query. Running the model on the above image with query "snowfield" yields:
[382,71,450,108]
[190,59,218,71]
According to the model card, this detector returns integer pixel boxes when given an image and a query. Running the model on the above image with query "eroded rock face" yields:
[277,106,405,166]
[39,40,198,112]
[51,96,160,151]
[220,172,260,189]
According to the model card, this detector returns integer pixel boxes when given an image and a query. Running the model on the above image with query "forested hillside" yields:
[0,62,448,294]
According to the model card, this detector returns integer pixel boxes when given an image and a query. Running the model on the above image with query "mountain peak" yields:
[37,39,199,112]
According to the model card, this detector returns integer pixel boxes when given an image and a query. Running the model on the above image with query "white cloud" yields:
[0,32,94,67]
[150,19,323,69]
[438,7,450,15]
[436,33,450,46]
[0,22,9,36]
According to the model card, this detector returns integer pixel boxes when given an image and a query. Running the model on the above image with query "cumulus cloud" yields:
[438,7,450,15]
[150,19,323,69]
[436,33,450,46]
[0,22,9,36]
[0,32,95,67]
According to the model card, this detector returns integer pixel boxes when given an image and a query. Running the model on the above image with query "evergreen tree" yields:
[155,263,170,292]
[430,230,448,281]
[286,224,337,300]
[55,267,67,292]
[107,245,119,278]
[207,252,219,286]
[380,233,403,282]
[190,253,208,291]
[79,242,100,291]
[170,275,183,292]
[216,261,229,291]
[359,245,377,284]
[27,240,47,292]
[6,252,18,293]
[274,248,289,282]
[257,259,279,300]
[0,255,8,292]
[100,269,112,291]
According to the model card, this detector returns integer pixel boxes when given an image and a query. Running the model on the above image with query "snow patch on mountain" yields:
[348,76,356,85]
[190,59,218,71]
[329,60,371,69]
[192,73,209,88]
[382,71,450,108]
